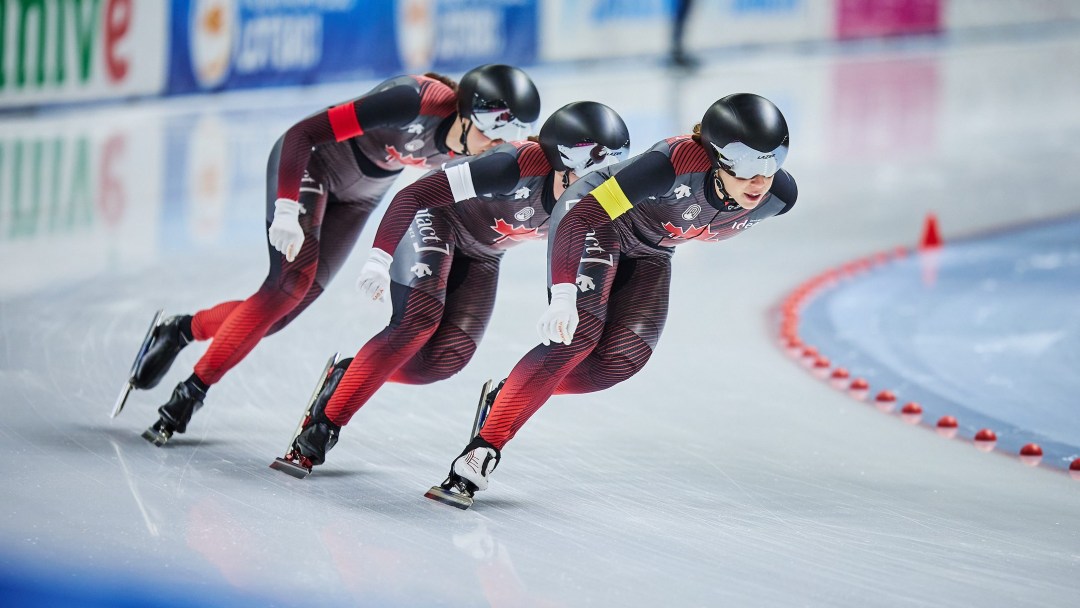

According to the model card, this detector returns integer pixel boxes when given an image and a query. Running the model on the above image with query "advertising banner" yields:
[396,0,537,73]
[835,0,940,40]
[168,0,537,96]
[0,0,169,108]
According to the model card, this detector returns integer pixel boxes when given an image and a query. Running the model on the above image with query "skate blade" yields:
[141,427,171,447]
[112,309,164,419]
[470,379,494,439]
[269,457,311,479]
[111,382,134,419]
[424,485,473,510]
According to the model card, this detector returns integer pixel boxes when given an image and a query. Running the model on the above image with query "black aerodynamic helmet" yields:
[457,64,541,141]
[700,93,789,179]
[539,101,630,176]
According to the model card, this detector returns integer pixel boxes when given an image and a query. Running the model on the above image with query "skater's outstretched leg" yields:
[321,285,445,426]
[390,254,500,385]
[189,301,243,341]
[553,256,668,395]
[294,357,352,466]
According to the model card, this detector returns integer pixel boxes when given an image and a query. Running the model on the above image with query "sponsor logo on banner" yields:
[397,0,436,70]
[0,0,168,107]
[170,0,533,94]
[434,3,501,62]
[397,0,536,70]
[190,0,237,88]
[187,0,331,90]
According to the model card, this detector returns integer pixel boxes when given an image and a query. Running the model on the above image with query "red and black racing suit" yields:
[185,75,460,386]
[476,136,799,449]
[321,141,557,426]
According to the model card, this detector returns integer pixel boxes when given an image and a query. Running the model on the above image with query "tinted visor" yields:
[710,141,788,179]
[556,142,629,176]
[472,108,531,141]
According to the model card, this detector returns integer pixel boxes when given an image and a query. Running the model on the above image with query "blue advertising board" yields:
[168,0,538,96]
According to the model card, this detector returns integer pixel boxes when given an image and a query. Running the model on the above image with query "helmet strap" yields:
[459,116,473,156]
[562,170,571,189]
[713,169,741,212]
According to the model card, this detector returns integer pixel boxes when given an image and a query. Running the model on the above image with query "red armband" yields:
[328,102,364,141]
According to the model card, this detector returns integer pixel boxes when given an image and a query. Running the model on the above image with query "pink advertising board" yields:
[836,0,942,39]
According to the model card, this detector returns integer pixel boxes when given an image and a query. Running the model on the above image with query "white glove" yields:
[537,283,579,346]
[268,198,305,262]
[355,248,394,302]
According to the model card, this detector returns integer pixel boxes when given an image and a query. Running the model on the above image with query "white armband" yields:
[445,162,477,202]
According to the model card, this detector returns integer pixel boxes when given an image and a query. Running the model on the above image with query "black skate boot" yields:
[425,436,501,510]
[270,356,351,479]
[142,377,207,447]
[132,315,193,390]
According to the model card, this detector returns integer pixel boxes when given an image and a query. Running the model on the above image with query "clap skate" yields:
[142,419,176,447]
[270,353,348,479]
[425,473,480,510]
[141,378,206,447]
[111,309,163,418]
[425,380,503,510]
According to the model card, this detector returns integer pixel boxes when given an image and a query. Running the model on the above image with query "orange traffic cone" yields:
[918,212,941,287]
[919,212,942,250]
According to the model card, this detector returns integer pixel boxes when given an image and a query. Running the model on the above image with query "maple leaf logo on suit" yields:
[662,222,716,240]
[490,218,541,243]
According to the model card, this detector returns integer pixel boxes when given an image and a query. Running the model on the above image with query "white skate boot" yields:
[425,436,501,510]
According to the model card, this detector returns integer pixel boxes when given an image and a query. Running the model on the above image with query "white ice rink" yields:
[2,28,1080,607]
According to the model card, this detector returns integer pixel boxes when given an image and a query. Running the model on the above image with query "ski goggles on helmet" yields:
[710,141,788,179]
[471,107,531,141]
[557,141,630,177]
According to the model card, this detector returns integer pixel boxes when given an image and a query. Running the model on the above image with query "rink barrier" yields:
[7,1,1080,110]
[771,225,1075,478]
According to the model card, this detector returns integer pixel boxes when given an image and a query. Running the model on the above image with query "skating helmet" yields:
[457,64,541,142]
[700,93,788,179]
[539,101,630,177]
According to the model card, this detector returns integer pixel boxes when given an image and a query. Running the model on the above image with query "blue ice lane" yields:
[798,215,1080,470]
